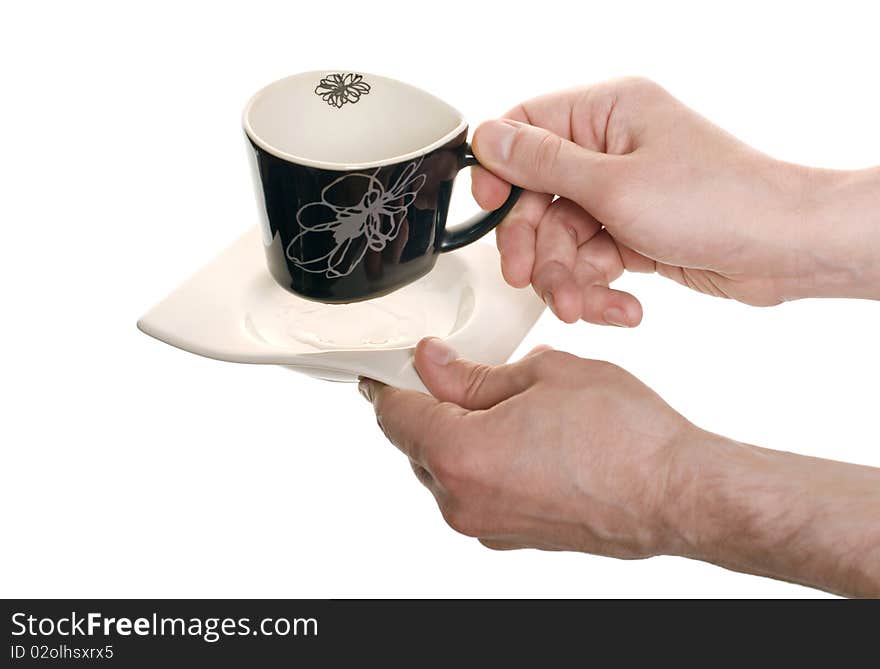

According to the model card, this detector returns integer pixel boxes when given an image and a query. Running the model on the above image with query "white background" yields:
[1,0,878,598]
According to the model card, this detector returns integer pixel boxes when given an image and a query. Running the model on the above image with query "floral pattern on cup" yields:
[287,158,426,278]
[314,73,371,108]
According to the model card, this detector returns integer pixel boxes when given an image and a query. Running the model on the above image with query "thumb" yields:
[413,337,536,410]
[472,119,618,209]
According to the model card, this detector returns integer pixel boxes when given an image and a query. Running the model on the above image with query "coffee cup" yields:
[243,71,521,303]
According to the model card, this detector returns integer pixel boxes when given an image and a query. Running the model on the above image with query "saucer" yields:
[138,226,545,392]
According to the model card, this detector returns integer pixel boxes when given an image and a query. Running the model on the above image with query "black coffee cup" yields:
[243,71,521,303]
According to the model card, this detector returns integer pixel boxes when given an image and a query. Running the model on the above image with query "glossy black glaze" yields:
[247,131,521,303]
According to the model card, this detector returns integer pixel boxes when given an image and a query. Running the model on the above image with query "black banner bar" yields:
[2,599,874,665]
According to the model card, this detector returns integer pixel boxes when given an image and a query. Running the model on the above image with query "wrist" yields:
[659,428,760,559]
[666,428,880,596]
[786,164,880,300]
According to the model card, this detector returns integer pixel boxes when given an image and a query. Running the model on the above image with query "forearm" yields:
[793,164,880,300]
[669,430,880,597]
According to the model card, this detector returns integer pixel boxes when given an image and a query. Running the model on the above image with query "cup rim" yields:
[242,70,469,171]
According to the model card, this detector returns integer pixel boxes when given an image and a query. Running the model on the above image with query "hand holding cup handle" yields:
[439,143,522,252]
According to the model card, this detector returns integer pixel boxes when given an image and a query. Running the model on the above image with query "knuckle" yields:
[425,421,486,488]
[479,539,505,551]
[583,237,622,280]
[424,444,453,480]
[543,197,579,233]
[578,83,616,118]
[618,75,661,96]
[415,403,471,471]
[427,442,469,486]
[507,102,530,122]
[423,401,450,435]
[534,131,564,177]
[583,357,624,381]
[440,504,481,537]
[507,123,531,164]
[462,363,492,406]
[421,448,450,480]
[527,349,567,376]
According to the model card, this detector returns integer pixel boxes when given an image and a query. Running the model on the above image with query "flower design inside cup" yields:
[314,73,371,108]
[287,158,427,278]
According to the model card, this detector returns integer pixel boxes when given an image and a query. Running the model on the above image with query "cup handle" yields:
[438,142,523,252]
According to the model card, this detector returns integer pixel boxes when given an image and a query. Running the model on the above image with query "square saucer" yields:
[138,227,545,392]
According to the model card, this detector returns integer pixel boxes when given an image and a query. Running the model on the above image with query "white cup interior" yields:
[243,71,467,169]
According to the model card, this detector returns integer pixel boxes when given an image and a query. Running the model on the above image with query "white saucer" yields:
[138,227,545,392]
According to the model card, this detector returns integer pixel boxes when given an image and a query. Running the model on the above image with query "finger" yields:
[359,378,464,464]
[473,102,557,287]
[471,164,510,210]
[494,190,554,288]
[531,260,580,324]
[472,119,622,210]
[572,231,643,327]
[531,198,602,323]
[473,83,635,216]
[508,88,596,145]
[413,338,537,410]
[472,99,544,219]
[505,82,644,154]
[524,344,554,357]
[580,284,643,327]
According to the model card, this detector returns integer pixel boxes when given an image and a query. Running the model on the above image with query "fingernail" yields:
[603,307,631,328]
[422,337,457,366]
[358,377,373,402]
[476,120,517,162]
